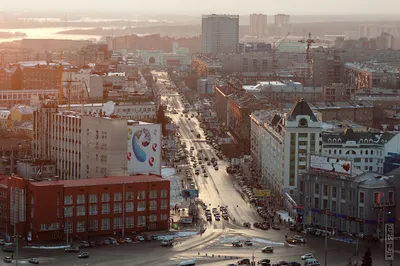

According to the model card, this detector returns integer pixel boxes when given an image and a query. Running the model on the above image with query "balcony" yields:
[373,202,395,208]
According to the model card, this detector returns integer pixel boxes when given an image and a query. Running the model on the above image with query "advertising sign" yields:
[385,223,394,261]
[127,123,162,175]
[182,189,199,199]
[310,155,352,175]
[180,216,193,224]
[254,190,271,197]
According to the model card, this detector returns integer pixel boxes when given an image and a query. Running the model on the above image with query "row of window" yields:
[64,190,168,205]
[41,214,169,232]
[64,200,169,217]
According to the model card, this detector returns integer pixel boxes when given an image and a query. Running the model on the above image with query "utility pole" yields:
[324,209,328,266]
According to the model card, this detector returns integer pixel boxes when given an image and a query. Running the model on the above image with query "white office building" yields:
[250,99,322,196]
[201,14,239,54]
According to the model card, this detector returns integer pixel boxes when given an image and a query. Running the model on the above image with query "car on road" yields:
[1,246,14,253]
[243,222,251,227]
[80,241,90,248]
[257,259,271,265]
[244,240,253,246]
[136,236,145,241]
[207,161,211,166]
[0,240,5,245]
[65,246,80,252]
[261,246,274,253]
[215,215,221,221]
[204,173,208,177]
[276,261,289,266]
[301,253,314,260]
[294,235,307,243]
[161,239,174,247]
[207,215,212,221]
[124,238,132,243]
[3,257,12,263]
[237,258,251,265]
[272,224,281,230]
[28,258,40,264]
[286,238,299,244]
[196,133,201,138]
[288,262,301,266]
[232,241,243,247]
[214,166,219,170]
[78,252,90,259]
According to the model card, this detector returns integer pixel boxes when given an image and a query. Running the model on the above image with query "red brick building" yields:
[0,176,8,240]
[2,174,170,243]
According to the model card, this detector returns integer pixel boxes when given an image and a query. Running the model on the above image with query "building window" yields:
[160,189,168,198]
[113,217,122,229]
[89,194,97,203]
[125,191,134,200]
[40,224,47,231]
[102,203,110,214]
[331,201,337,212]
[161,199,168,210]
[64,220,73,233]
[114,203,122,213]
[76,205,85,216]
[126,216,134,228]
[332,187,337,198]
[149,190,157,199]
[137,201,146,212]
[340,188,346,200]
[315,184,319,194]
[64,195,73,205]
[160,214,168,221]
[101,193,110,202]
[64,206,73,217]
[77,194,85,204]
[359,207,364,218]
[137,191,146,200]
[314,197,319,209]
[323,185,328,197]
[137,216,146,227]
[149,215,157,222]
[388,191,394,204]
[114,192,122,202]
[101,218,110,230]
[76,221,86,232]
[359,192,365,204]
[89,204,98,215]
[149,200,157,211]
[125,202,134,212]
[323,199,328,209]
[89,220,98,231]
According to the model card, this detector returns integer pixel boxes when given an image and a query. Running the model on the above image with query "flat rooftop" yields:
[30,174,166,187]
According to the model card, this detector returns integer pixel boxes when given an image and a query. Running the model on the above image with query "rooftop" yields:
[30,174,166,187]
[287,99,318,122]
[321,128,396,144]
[345,61,399,74]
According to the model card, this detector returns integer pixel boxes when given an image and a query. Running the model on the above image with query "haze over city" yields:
[3,0,400,15]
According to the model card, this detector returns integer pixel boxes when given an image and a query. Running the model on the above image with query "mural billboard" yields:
[310,155,352,175]
[127,123,162,175]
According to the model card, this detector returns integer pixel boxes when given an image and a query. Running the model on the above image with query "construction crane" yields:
[272,32,290,74]
[299,32,315,85]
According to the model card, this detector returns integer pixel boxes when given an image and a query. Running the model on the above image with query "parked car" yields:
[272,224,281,230]
[161,239,174,247]
[3,257,12,263]
[28,258,40,264]
[288,262,301,266]
[301,253,314,260]
[232,241,243,247]
[286,238,299,244]
[1,246,15,253]
[0,240,5,245]
[258,259,271,265]
[80,241,90,248]
[261,246,274,253]
[65,246,80,252]
[78,252,90,259]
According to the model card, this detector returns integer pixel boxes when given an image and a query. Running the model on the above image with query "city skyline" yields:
[2,0,400,15]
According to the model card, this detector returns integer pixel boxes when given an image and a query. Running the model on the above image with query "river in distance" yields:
[0,27,103,43]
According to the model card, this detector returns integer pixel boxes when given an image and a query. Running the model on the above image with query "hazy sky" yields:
[5,0,400,15]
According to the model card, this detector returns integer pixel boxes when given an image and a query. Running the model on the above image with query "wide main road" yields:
[166,95,261,228]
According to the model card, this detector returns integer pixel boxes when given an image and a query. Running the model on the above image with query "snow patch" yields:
[25,245,69,249]
[174,231,198,237]
[277,210,295,223]
[162,167,183,206]
[162,167,176,178]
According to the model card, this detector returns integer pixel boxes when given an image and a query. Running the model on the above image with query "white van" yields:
[304,258,320,266]
[178,260,196,266]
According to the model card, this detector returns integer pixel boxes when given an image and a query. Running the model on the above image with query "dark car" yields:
[65,246,80,252]
[286,238,299,244]
[258,259,271,265]
[2,246,15,253]
[78,252,90,259]
[272,224,281,230]
[238,258,251,265]
[288,262,301,266]
[276,261,289,266]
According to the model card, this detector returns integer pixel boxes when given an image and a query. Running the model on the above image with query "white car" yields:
[294,235,307,243]
[301,253,314,260]
[124,238,132,243]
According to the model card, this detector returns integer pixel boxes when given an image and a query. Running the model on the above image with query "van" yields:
[178,260,196,266]
[304,258,320,266]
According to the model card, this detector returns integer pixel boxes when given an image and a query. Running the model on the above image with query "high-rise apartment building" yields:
[274,14,290,27]
[249,14,268,37]
[201,14,239,54]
